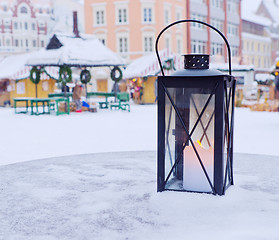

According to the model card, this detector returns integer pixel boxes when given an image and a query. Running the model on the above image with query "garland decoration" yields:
[110,66,123,82]
[80,69,91,84]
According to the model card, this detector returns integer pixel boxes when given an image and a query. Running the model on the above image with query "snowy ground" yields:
[1,104,279,239]
[1,104,279,166]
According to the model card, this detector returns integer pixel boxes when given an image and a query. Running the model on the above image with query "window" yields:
[96,10,105,25]
[191,40,207,54]
[228,22,238,36]
[14,22,18,30]
[177,38,182,54]
[165,37,170,50]
[24,22,28,30]
[41,40,44,47]
[211,42,223,55]
[231,45,238,57]
[176,9,181,21]
[15,39,19,47]
[144,36,153,52]
[6,39,10,46]
[211,0,223,9]
[143,7,152,23]
[211,18,224,32]
[32,23,35,31]
[227,0,238,14]
[20,6,28,14]
[119,37,128,53]
[191,13,206,29]
[33,40,36,47]
[92,3,106,26]
[164,8,170,25]
[117,8,127,24]
[26,39,28,47]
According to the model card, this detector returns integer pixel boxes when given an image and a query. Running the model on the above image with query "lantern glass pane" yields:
[165,88,176,179]
[224,86,233,186]
[164,87,215,192]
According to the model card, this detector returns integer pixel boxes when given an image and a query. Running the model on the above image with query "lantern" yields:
[156,20,236,195]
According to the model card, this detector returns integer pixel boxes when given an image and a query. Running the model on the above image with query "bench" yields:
[110,92,130,112]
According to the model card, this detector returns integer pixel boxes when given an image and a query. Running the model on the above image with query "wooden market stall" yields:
[123,49,184,104]
[0,53,58,107]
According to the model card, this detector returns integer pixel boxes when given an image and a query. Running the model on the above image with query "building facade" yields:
[187,0,242,64]
[255,0,279,63]
[0,0,53,57]
[241,16,272,70]
[0,0,85,58]
[84,0,187,61]
[84,0,242,64]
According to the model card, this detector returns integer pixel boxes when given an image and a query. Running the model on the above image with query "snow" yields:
[123,49,184,79]
[0,52,34,79]
[26,34,126,67]
[1,105,279,239]
[262,0,279,23]
[241,0,271,26]
[210,63,254,71]
[255,73,274,81]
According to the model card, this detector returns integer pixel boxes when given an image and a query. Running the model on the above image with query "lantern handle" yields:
[155,19,232,77]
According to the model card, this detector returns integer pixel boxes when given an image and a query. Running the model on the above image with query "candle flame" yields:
[197,140,203,148]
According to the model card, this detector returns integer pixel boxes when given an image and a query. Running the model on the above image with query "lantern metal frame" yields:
[156,20,236,195]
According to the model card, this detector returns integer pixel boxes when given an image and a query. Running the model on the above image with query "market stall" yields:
[123,49,183,104]
[0,52,58,107]
[26,33,126,112]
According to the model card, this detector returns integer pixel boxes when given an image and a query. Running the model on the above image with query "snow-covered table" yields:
[0,151,278,239]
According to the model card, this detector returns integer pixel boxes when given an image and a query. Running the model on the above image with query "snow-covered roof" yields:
[242,0,272,26]
[242,12,272,26]
[255,73,274,81]
[123,49,184,79]
[26,33,126,67]
[258,0,279,23]
[0,52,58,80]
[210,63,254,72]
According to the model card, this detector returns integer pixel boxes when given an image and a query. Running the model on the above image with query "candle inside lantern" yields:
[183,141,214,192]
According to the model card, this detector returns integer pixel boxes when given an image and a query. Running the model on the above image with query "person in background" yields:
[73,82,82,112]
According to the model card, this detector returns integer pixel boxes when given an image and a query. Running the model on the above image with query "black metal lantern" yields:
[156,20,236,195]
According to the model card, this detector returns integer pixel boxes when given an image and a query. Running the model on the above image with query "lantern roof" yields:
[171,68,226,77]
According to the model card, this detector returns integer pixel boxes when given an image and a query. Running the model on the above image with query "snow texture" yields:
[26,34,126,67]
[0,105,279,239]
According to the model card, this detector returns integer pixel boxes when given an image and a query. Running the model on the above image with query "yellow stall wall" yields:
[10,78,56,107]
[142,76,156,104]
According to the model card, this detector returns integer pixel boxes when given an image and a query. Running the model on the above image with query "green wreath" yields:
[58,65,72,84]
[30,67,41,84]
[110,66,123,82]
[80,69,91,84]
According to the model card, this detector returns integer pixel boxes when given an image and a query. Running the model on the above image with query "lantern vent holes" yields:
[184,54,210,70]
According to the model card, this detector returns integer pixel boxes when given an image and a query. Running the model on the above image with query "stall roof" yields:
[123,49,184,79]
[0,52,35,80]
[0,52,58,80]
[26,33,126,67]
[210,63,255,72]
